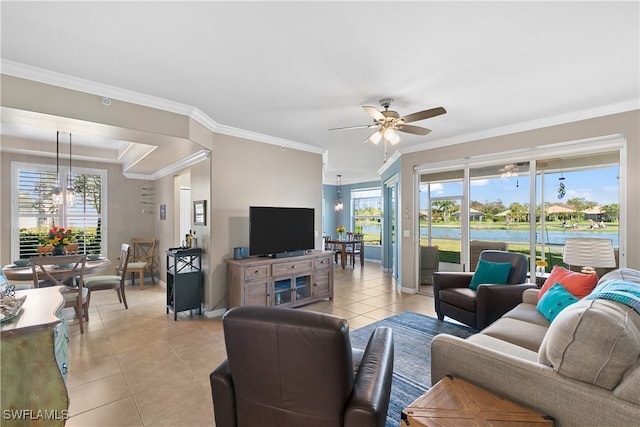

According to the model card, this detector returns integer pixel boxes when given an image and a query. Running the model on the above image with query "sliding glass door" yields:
[414,137,623,291]
[418,170,464,295]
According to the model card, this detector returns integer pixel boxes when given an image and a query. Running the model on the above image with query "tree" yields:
[509,202,528,225]
[432,200,458,222]
[601,203,619,221]
[73,175,102,214]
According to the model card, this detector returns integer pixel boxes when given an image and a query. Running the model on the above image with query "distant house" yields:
[546,205,576,221]
[583,206,606,221]
[495,209,511,219]
[452,208,484,221]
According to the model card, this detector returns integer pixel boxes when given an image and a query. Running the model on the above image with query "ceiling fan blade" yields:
[329,124,376,131]
[401,106,447,123]
[397,124,432,135]
[363,106,385,121]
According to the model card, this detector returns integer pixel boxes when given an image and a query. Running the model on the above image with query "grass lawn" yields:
[421,219,620,269]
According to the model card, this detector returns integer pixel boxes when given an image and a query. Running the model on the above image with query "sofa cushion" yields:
[536,283,579,322]
[481,318,549,352]
[613,361,640,405]
[538,265,598,300]
[503,302,550,327]
[469,259,512,291]
[467,333,539,362]
[538,298,640,390]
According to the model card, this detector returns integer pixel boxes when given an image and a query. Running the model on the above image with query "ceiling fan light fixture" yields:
[383,128,401,145]
[368,130,383,145]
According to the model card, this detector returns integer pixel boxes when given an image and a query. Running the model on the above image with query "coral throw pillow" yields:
[538,265,598,301]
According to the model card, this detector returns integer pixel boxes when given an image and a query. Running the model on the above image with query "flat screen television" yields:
[249,206,315,257]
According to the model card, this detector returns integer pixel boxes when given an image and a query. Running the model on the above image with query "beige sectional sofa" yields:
[431,268,640,427]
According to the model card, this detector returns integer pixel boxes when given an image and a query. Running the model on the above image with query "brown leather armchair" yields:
[433,250,536,330]
[210,306,394,427]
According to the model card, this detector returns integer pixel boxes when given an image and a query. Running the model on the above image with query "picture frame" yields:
[193,200,207,226]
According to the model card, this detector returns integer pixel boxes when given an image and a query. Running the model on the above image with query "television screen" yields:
[249,206,315,256]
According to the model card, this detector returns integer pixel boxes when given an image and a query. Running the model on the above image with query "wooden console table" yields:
[402,375,554,426]
[1,286,70,426]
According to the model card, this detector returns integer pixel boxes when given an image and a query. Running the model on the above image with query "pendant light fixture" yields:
[52,131,63,206]
[334,174,343,212]
[66,133,76,207]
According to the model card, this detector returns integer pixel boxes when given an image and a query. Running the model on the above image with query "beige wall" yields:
[152,132,322,312]
[205,134,322,311]
[399,110,640,289]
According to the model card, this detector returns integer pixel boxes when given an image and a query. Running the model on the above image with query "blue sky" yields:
[421,166,619,207]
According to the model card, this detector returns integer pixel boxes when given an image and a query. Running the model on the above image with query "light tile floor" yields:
[63,261,437,426]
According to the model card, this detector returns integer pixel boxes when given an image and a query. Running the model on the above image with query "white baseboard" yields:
[204,308,226,318]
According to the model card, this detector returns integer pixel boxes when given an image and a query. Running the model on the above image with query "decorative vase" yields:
[53,245,66,256]
[338,232,344,241]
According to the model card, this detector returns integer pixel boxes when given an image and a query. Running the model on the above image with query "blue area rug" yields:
[350,311,475,427]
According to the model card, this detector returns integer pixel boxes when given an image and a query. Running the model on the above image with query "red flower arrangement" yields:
[39,226,76,247]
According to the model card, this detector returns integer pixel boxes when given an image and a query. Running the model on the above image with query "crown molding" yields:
[377,150,402,176]
[212,123,326,155]
[1,60,326,156]
[123,149,211,180]
[401,98,640,155]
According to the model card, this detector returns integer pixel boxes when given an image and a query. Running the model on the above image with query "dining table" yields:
[326,239,364,269]
[2,258,112,284]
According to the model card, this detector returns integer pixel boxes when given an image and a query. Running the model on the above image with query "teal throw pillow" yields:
[469,259,512,291]
[537,282,579,322]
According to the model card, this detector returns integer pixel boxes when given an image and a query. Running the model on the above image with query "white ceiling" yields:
[1,1,638,183]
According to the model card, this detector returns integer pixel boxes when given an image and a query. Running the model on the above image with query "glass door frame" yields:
[384,175,399,280]
[413,134,626,292]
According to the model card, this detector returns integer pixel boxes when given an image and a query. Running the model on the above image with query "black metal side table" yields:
[166,247,202,320]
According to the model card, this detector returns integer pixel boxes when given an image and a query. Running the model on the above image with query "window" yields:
[352,188,382,245]
[12,162,107,258]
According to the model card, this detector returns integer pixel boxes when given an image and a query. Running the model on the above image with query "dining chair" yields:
[333,232,354,266]
[345,233,364,268]
[30,254,88,333]
[128,238,157,289]
[84,243,130,310]
[323,235,332,250]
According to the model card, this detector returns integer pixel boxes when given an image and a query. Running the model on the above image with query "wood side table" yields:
[401,375,554,426]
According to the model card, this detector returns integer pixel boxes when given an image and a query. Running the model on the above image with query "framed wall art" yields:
[193,200,207,226]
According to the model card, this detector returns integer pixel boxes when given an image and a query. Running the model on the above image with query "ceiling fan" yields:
[329,98,446,146]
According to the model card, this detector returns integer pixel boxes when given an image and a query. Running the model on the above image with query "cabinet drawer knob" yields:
[254,270,261,275]
[291,265,296,269]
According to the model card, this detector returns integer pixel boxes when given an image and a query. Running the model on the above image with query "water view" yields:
[422,227,618,247]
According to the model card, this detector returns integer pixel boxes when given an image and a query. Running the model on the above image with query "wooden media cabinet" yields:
[225,250,334,308]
